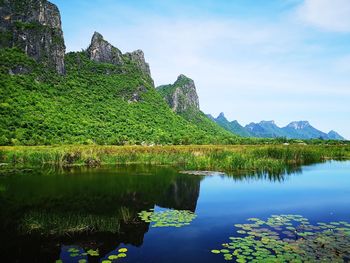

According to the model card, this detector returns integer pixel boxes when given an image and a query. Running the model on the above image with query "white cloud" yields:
[297,0,350,32]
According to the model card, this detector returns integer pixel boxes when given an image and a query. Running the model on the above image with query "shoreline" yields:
[1,144,349,174]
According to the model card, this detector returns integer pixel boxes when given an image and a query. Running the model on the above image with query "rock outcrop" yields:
[286,121,311,130]
[124,50,152,78]
[87,32,123,65]
[157,74,200,113]
[0,0,66,74]
[86,32,154,85]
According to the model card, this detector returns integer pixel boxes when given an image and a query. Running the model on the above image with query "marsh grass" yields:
[0,145,349,174]
[20,211,122,235]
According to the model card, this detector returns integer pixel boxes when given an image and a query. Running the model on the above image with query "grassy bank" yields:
[1,145,349,174]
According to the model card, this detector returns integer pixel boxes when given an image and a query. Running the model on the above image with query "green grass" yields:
[1,145,349,174]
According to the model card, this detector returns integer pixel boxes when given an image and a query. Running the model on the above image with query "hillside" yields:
[0,0,241,146]
[0,49,237,145]
[157,75,236,140]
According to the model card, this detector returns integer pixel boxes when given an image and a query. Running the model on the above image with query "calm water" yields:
[0,161,350,262]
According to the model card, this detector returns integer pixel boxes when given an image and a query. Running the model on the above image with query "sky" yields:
[52,0,350,139]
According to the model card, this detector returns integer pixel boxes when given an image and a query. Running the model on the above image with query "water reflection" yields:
[0,165,202,262]
[0,161,347,263]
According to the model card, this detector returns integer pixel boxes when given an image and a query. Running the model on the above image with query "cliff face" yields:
[124,50,152,79]
[87,32,123,65]
[86,32,153,84]
[157,74,200,113]
[0,0,66,74]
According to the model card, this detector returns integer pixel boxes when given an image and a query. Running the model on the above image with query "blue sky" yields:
[52,0,350,138]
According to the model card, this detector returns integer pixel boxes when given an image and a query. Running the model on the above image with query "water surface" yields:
[0,161,349,262]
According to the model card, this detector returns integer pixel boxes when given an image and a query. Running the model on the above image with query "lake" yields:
[0,161,349,262]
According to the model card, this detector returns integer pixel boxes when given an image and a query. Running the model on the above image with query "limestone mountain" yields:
[282,121,329,140]
[0,0,236,145]
[157,74,199,113]
[87,32,123,65]
[86,32,154,86]
[246,121,288,138]
[211,113,346,140]
[0,0,65,74]
[157,75,235,140]
[124,50,152,82]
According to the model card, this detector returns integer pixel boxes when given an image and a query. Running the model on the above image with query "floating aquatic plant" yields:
[86,249,99,257]
[56,246,129,262]
[138,209,196,227]
[104,247,128,262]
[211,214,350,262]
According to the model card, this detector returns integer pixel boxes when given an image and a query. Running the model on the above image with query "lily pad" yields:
[211,214,350,262]
[108,255,119,260]
[118,253,127,258]
[138,209,196,228]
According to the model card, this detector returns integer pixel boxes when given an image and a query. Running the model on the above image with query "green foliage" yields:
[0,48,237,145]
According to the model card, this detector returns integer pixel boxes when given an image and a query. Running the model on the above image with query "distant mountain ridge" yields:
[211,113,345,140]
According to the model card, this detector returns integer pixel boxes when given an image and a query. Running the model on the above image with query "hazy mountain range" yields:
[209,113,345,140]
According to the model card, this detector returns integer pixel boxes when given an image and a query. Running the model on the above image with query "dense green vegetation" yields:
[1,145,349,174]
[1,48,348,146]
[0,48,237,146]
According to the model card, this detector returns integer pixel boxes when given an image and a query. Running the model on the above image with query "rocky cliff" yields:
[0,0,66,74]
[87,32,123,65]
[124,50,152,79]
[86,32,153,85]
[157,74,200,113]
[156,75,233,139]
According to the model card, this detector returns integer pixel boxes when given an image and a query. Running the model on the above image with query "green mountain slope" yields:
[157,75,237,142]
[0,48,237,145]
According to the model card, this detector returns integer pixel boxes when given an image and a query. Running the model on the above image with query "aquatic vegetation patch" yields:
[19,211,121,235]
[57,246,128,262]
[138,209,196,227]
[211,215,350,262]
[103,247,128,262]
